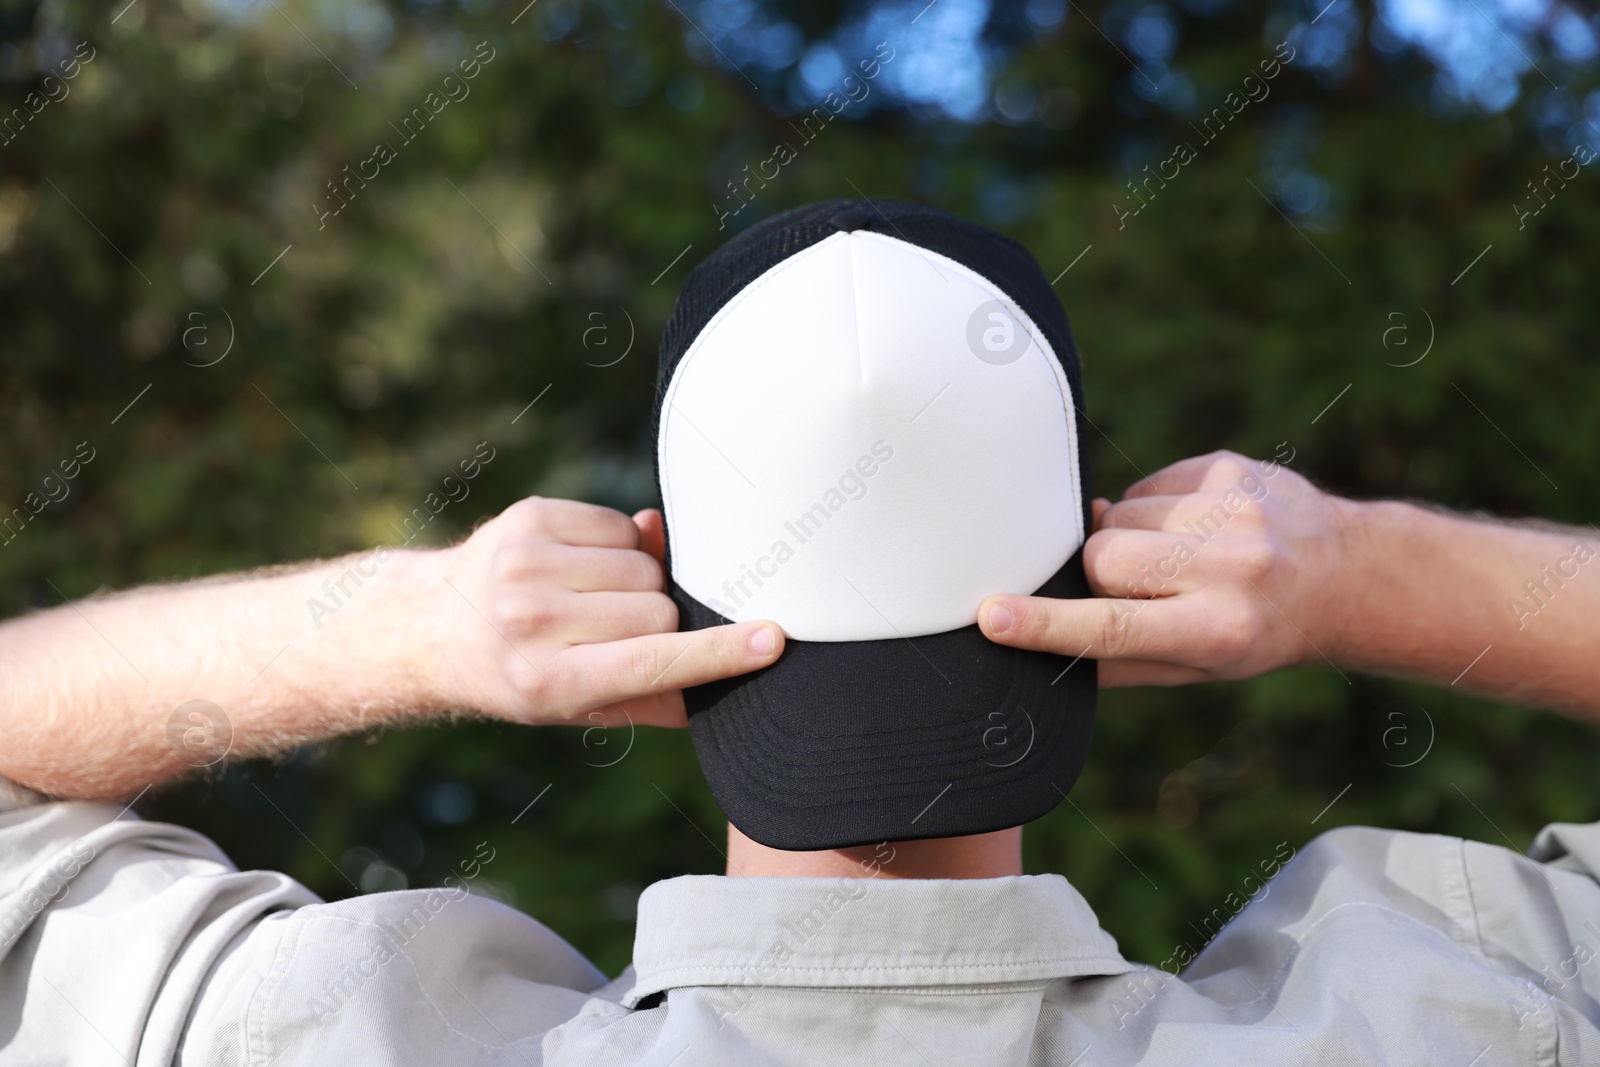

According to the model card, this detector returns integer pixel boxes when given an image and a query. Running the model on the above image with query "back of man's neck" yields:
[726,824,1023,880]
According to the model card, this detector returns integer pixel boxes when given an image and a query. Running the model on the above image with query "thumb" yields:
[979,594,1173,661]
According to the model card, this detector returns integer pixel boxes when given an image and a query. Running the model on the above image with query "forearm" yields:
[0,498,783,801]
[0,548,453,800]
[1325,499,1600,716]
[982,451,1600,721]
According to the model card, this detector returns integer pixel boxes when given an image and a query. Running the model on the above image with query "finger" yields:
[552,621,784,711]
[1121,451,1255,501]
[1091,497,1112,530]
[1098,495,1190,531]
[1100,493,1253,535]
[552,590,678,644]
[634,509,667,565]
[1098,659,1214,688]
[503,497,642,549]
[1082,528,1205,597]
[585,692,688,729]
[979,593,1228,664]
[535,545,664,593]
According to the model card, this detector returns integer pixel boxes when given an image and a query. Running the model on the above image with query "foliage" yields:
[3,0,1598,975]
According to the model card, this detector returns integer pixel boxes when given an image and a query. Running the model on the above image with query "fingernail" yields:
[747,625,775,656]
[987,603,1014,634]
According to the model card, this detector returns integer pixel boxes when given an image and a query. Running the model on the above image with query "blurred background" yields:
[3,0,1599,975]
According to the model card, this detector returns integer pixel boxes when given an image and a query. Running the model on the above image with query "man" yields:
[3,202,1599,1064]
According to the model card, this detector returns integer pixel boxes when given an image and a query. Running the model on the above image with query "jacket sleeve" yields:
[0,790,319,1066]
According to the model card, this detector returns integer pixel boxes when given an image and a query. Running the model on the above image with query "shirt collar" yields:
[622,873,1131,1007]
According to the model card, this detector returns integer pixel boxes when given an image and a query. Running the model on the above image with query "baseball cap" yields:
[653,198,1095,851]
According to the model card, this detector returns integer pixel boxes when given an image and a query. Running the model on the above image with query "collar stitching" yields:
[638,954,1129,976]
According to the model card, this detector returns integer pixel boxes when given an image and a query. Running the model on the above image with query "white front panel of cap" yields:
[660,230,1082,642]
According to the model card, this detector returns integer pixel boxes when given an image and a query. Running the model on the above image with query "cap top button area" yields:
[829,207,871,232]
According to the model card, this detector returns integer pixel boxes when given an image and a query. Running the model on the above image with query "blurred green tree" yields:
[2,0,1598,973]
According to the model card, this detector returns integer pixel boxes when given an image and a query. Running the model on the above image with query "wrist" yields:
[320,545,465,719]
[1305,492,1381,667]
[1314,496,1438,670]
[392,545,474,714]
